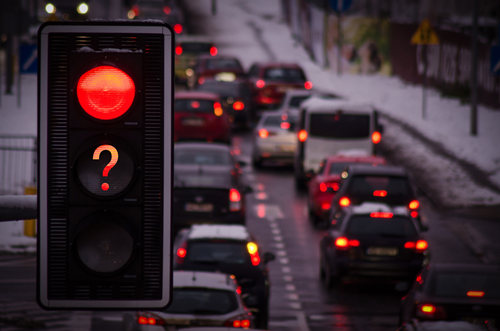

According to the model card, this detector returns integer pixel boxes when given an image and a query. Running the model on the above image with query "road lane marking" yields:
[285,284,296,291]
[280,258,289,264]
[282,266,291,273]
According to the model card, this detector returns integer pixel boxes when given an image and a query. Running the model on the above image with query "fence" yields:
[0,135,37,195]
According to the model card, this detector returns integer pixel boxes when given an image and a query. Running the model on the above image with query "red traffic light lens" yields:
[77,66,135,120]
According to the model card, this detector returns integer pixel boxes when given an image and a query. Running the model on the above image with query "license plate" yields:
[366,247,398,256]
[279,145,295,152]
[185,203,213,212]
[182,117,204,126]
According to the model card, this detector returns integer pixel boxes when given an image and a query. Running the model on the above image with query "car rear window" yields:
[430,272,500,299]
[186,241,249,265]
[328,162,351,175]
[262,115,283,127]
[205,59,242,70]
[174,149,231,166]
[346,216,418,237]
[289,95,311,107]
[197,82,247,98]
[165,288,238,314]
[309,113,370,138]
[346,175,413,201]
[180,42,212,54]
[263,68,305,82]
[175,99,216,113]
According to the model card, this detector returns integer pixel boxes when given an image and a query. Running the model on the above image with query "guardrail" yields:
[0,135,37,195]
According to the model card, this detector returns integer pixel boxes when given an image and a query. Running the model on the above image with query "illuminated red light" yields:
[298,129,308,142]
[213,102,223,116]
[373,190,387,197]
[415,239,428,251]
[251,254,261,266]
[280,121,290,129]
[372,131,382,144]
[176,247,187,258]
[258,129,269,139]
[335,237,359,249]
[241,319,251,328]
[236,286,242,295]
[319,183,327,193]
[190,101,200,109]
[198,77,205,85]
[420,304,436,314]
[147,318,156,325]
[304,81,313,89]
[163,6,171,14]
[77,66,135,120]
[370,212,393,218]
[339,196,351,207]
[210,46,218,56]
[230,188,241,202]
[233,320,241,328]
[138,316,147,325]
[233,101,245,111]
[173,24,183,34]
[321,202,331,210]
[175,45,183,55]
[255,79,265,88]
[410,211,419,218]
[409,200,420,210]
[466,290,485,297]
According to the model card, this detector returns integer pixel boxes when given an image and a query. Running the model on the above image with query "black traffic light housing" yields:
[38,21,173,309]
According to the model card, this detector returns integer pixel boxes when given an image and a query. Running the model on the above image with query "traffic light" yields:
[38,22,173,309]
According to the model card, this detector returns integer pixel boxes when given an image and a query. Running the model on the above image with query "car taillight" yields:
[298,129,308,142]
[409,200,420,210]
[173,23,183,34]
[466,290,485,297]
[255,79,265,88]
[416,303,446,319]
[233,101,245,111]
[246,241,260,266]
[176,247,187,258]
[370,212,393,218]
[163,5,171,14]
[304,81,313,89]
[373,190,387,197]
[339,196,350,207]
[229,188,242,212]
[175,45,183,55]
[372,131,382,144]
[224,314,253,328]
[258,129,269,139]
[137,313,165,326]
[236,286,242,295]
[404,239,428,252]
[214,102,223,116]
[280,121,290,129]
[334,237,360,250]
[321,202,331,210]
[210,46,218,56]
[198,77,205,85]
[319,182,339,193]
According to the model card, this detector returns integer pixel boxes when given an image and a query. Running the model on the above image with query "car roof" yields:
[187,224,251,241]
[173,270,236,291]
[250,62,304,69]
[174,142,231,152]
[300,96,374,114]
[176,35,213,43]
[198,54,240,61]
[175,91,219,100]
[326,154,386,164]
[345,164,408,177]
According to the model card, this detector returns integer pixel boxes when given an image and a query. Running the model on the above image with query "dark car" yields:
[400,263,500,327]
[319,202,429,288]
[247,62,312,110]
[189,54,246,89]
[173,224,275,329]
[173,142,249,233]
[196,78,254,128]
[329,164,425,230]
[174,91,231,143]
[175,36,217,85]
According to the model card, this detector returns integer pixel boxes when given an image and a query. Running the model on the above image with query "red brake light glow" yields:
[372,131,382,144]
[370,212,393,218]
[213,102,223,116]
[415,239,428,251]
[210,46,218,56]
[233,101,245,111]
[304,81,313,89]
[280,121,290,129]
[138,316,147,325]
[229,188,241,202]
[173,24,183,34]
[373,190,387,197]
[339,196,351,207]
[77,66,135,120]
[247,242,260,266]
[256,79,265,88]
[409,200,420,210]
[175,45,183,55]
[258,129,269,139]
[335,237,359,249]
[298,129,308,142]
[176,247,187,258]
[466,290,485,297]
[420,304,436,314]
[321,202,331,210]
[163,6,171,14]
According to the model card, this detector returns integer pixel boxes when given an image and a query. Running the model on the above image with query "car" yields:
[175,35,217,85]
[251,111,298,168]
[328,164,425,230]
[277,88,339,118]
[188,54,246,89]
[196,78,254,129]
[128,0,185,35]
[307,154,387,225]
[173,224,276,329]
[400,263,500,327]
[174,91,231,143]
[294,97,384,189]
[319,202,429,288]
[247,62,312,110]
[132,270,254,329]
[173,142,249,233]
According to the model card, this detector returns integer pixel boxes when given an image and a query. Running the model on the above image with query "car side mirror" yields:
[263,252,275,264]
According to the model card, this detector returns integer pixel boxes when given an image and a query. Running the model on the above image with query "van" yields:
[294,97,383,189]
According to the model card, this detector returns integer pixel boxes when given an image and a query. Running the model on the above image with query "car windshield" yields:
[175,99,216,113]
[263,68,305,82]
[346,216,418,237]
[430,271,500,299]
[205,59,242,70]
[309,113,371,138]
[346,175,413,202]
[186,241,249,264]
[165,288,238,314]
[174,148,231,166]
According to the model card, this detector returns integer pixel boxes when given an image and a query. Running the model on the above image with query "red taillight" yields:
[280,121,290,129]
[198,77,205,85]
[176,247,187,258]
[373,190,387,197]
[410,210,419,218]
[77,66,135,120]
[173,24,183,34]
[409,200,420,210]
[256,79,265,88]
[321,202,331,210]
[335,237,359,249]
[372,131,382,144]
[304,81,313,89]
[163,6,171,14]
[258,129,269,139]
[230,188,241,202]
[467,290,485,297]
[339,196,351,207]
[319,182,339,193]
[233,101,245,111]
[138,316,148,325]
[137,314,164,326]
[405,239,428,252]
[213,102,223,116]
[247,242,260,266]
[298,129,308,142]
[417,303,446,319]
[236,286,242,295]
[210,46,218,56]
[175,45,183,55]
[232,319,251,328]
[370,212,393,218]
[420,304,436,314]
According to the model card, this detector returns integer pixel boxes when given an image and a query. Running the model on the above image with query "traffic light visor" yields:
[77,66,135,120]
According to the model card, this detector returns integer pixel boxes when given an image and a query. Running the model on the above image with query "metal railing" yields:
[0,135,37,195]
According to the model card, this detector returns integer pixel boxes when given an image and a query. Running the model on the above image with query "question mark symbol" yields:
[93,145,119,191]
